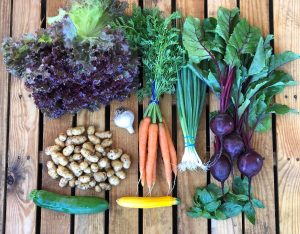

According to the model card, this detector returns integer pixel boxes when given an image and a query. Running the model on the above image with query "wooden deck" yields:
[0,0,299,233]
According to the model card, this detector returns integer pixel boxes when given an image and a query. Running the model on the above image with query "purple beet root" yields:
[223,133,245,161]
[210,154,232,194]
[210,113,234,137]
[237,150,263,199]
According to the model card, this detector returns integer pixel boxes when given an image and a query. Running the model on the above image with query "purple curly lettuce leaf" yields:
[2,20,140,119]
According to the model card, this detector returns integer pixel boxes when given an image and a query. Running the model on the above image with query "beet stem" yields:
[248,177,252,201]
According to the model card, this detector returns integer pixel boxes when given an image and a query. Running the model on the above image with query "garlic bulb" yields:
[114,107,135,134]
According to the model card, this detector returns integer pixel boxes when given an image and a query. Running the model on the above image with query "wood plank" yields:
[207,1,243,234]
[175,0,208,233]
[274,0,300,233]
[40,1,72,234]
[0,0,11,232]
[108,1,139,232]
[74,109,106,234]
[109,97,139,234]
[239,1,276,233]
[141,1,173,234]
[5,0,40,233]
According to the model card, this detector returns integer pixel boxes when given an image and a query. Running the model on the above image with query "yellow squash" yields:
[116,196,180,209]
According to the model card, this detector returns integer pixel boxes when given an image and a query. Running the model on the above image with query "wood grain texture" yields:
[175,0,208,233]
[142,1,173,234]
[109,97,139,234]
[240,1,276,233]
[40,1,72,234]
[274,0,300,233]
[207,1,243,234]
[5,0,40,233]
[74,109,106,234]
[0,0,11,232]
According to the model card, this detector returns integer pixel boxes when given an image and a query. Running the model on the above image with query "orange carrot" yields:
[158,123,172,191]
[146,123,158,191]
[164,121,177,176]
[139,117,151,186]
[152,154,157,187]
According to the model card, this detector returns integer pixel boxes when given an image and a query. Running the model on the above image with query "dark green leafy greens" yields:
[1,0,139,118]
[183,7,299,138]
[183,6,299,211]
[188,177,264,224]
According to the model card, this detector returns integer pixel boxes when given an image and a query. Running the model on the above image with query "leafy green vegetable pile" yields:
[116,6,184,123]
[188,177,264,224]
[1,0,139,118]
[182,7,299,203]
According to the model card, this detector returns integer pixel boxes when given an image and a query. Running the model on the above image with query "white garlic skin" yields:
[113,107,135,134]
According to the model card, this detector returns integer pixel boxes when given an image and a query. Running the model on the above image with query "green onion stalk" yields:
[177,66,207,171]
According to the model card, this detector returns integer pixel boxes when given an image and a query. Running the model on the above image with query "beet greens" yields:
[183,7,299,223]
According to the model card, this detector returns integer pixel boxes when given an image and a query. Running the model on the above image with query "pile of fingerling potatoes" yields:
[45,126,131,192]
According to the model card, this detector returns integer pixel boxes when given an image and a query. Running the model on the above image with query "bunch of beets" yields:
[209,112,263,197]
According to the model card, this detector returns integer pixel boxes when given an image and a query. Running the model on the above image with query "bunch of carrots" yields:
[138,102,178,194]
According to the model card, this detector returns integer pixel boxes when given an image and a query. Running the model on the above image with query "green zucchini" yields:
[29,189,109,214]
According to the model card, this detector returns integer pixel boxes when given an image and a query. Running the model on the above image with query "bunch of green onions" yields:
[177,66,207,171]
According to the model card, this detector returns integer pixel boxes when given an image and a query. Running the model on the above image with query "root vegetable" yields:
[81,148,99,163]
[89,180,96,188]
[237,150,263,199]
[58,133,67,142]
[210,113,234,137]
[111,160,123,172]
[45,145,61,156]
[69,162,82,177]
[74,146,81,154]
[79,161,89,171]
[210,154,231,194]
[66,128,73,136]
[55,138,65,148]
[73,153,83,161]
[70,126,85,136]
[99,182,111,191]
[106,168,114,177]
[84,167,91,174]
[109,176,120,186]
[87,126,95,135]
[91,163,99,173]
[95,185,102,193]
[82,142,95,153]
[95,152,102,158]
[51,152,68,166]
[158,123,172,190]
[95,131,112,139]
[66,136,87,145]
[98,157,110,169]
[94,172,107,182]
[69,178,76,188]
[107,148,123,160]
[146,123,158,190]
[63,145,75,156]
[121,154,131,169]
[78,175,91,183]
[57,166,74,180]
[47,161,59,179]
[77,183,90,190]
[88,135,101,145]
[101,139,113,148]
[138,117,151,187]
[223,133,245,161]
[95,144,105,153]
[116,170,126,180]
[59,178,69,187]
